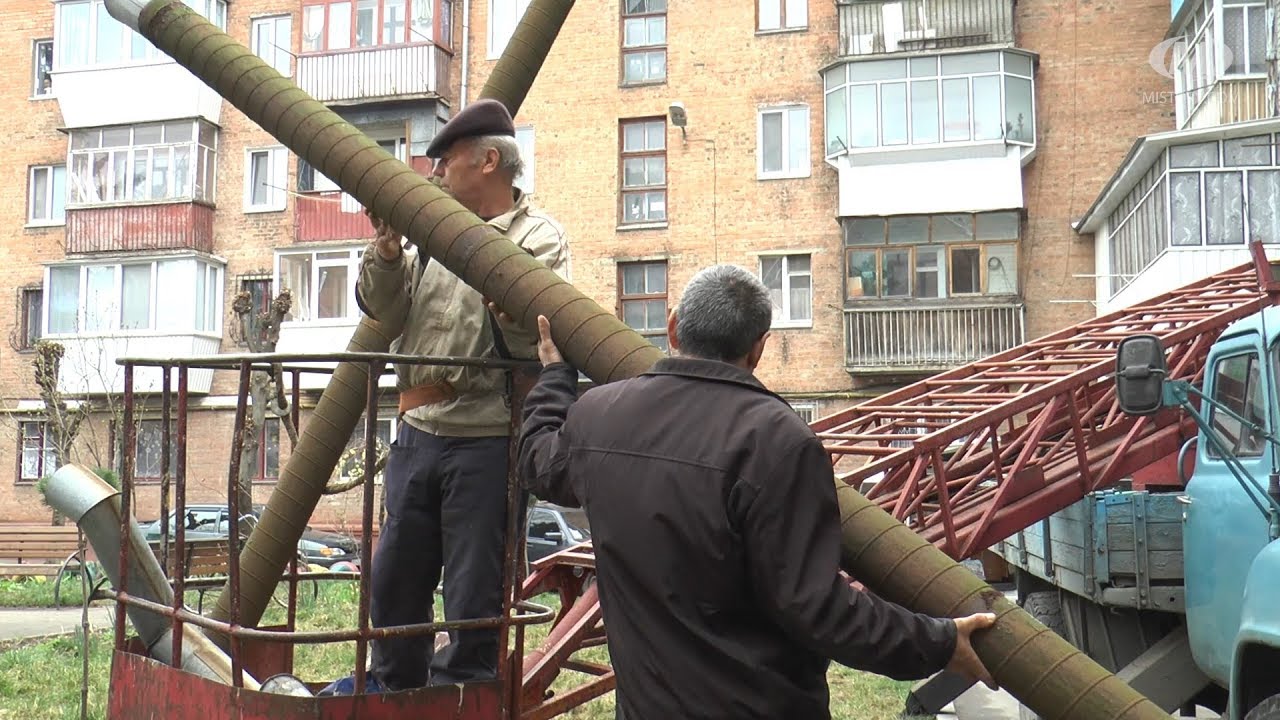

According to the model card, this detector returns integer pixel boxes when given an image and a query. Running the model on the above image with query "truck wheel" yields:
[1017,591,1068,720]
[1246,694,1280,720]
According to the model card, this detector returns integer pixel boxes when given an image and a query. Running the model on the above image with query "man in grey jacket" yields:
[346,99,570,692]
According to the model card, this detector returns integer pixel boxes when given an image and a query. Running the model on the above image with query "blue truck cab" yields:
[993,306,1280,719]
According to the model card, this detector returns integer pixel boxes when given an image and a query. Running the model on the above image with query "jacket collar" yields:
[642,356,785,401]
[485,189,530,232]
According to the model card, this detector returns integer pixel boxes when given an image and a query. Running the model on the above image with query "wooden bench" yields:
[0,524,101,605]
[147,538,317,613]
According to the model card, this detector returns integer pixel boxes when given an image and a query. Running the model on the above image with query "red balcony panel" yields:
[66,203,215,255]
[295,191,376,243]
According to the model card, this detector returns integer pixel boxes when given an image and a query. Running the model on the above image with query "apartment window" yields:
[758,105,810,179]
[29,165,67,225]
[621,0,666,85]
[245,147,288,212]
[488,0,531,58]
[68,120,218,206]
[790,402,817,423]
[514,126,536,195]
[1222,0,1266,75]
[618,261,668,351]
[56,0,227,69]
[20,288,43,350]
[45,257,223,335]
[32,39,54,97]
[620,119,667,225]
[254,418,281,481]
[239,277,274,346]
[760,255,812,327]
[303,0,446,52]
[252,15,294,76]
[19,422,58,484]
[843,212,1019,301]
[134,419,179,481]
[276,247,364,323]
[758,0,807,31]
[823,50,1035,156]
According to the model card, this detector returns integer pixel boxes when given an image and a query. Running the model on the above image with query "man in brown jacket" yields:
[515,264,995,719]
[346,99,570,693]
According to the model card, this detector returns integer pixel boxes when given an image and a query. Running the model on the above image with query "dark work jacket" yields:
[517,357,957,720]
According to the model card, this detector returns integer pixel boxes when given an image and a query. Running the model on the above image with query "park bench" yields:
[148,537,317,613]
[0,523,100,605]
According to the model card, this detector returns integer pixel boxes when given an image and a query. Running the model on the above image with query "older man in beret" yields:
[339,99,570,693]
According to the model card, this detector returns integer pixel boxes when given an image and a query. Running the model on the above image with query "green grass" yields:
[0,575,90,608]
[0,579,924,720]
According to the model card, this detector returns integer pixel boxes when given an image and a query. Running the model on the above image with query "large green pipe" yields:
[102,0,632,639]
[105,2,1171,718]
[836,486,1165,719]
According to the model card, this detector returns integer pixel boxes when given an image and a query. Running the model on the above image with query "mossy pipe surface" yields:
[103,0,634,638]
[836,484,1168,720]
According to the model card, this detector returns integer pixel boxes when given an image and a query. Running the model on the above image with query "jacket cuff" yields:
[928,617,959,672]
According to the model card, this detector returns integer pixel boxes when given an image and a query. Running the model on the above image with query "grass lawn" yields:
[0,577,927,720]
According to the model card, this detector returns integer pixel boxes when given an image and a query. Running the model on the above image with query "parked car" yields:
[139,504,359,569]
[526,503,591,564]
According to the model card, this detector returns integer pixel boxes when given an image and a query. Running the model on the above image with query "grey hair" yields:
[674,264,773,362]
[471,134,525,179]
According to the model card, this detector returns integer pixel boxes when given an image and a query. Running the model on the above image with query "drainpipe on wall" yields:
[460,0,471,107]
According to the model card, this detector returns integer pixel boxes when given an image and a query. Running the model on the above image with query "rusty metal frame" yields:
[811,250,1280,560]
[107,349,604,719]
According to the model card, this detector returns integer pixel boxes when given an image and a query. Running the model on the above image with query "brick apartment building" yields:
[0,0,1176,524]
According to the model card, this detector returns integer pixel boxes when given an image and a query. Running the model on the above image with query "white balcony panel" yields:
[837,146,1025,217]
[1184,78,1269,131]
[1098,245,1280,315]
[297,44,447,105]
[53,62,222,129]
[56,333,220,396]
[277,322,398,391]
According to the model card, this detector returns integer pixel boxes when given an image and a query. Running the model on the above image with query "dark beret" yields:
[425,99,516,159]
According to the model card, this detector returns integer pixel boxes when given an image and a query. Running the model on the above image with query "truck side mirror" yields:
[1115,334,1168,417]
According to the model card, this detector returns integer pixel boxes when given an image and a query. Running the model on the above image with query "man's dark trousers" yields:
[369,422,512,689]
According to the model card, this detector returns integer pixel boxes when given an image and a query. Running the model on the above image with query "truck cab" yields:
[1184,307,1280,717]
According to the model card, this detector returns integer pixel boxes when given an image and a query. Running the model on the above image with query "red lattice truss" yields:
[813,248,1280,561]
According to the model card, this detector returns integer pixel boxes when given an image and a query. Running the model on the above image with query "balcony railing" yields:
[837,0,1015,57]
[296,42,451,105]
[66,202,214,255]
[844,301,1025,371]
[295,191,375,243]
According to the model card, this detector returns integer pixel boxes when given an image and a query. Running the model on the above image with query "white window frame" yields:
[514,126,535,195]
[789,401,817,424]
[488,0,532,59]
[32,39,54,98]
[757,0,808,32]
[29,164,67,226]
[274,247,365,325]
[54,0,227,71]
[757,104,811,180]
[42,256,224,337]
[759,253,813,328]
[244,147,288,213]
[251,14,294,76]
[339,414,397,485]
[67,119,219,207]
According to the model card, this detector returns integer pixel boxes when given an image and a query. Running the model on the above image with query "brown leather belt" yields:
[398,381,458,415]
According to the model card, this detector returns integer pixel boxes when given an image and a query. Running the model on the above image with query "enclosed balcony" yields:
[836,0,1014,57]
[64,119,219,255]
[842,211,1025,372]
[296,0,453,105]
[42,254,224,395]
[51,0,227,128]
[1077,118,1280,313]
[1172,0,1270,129]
